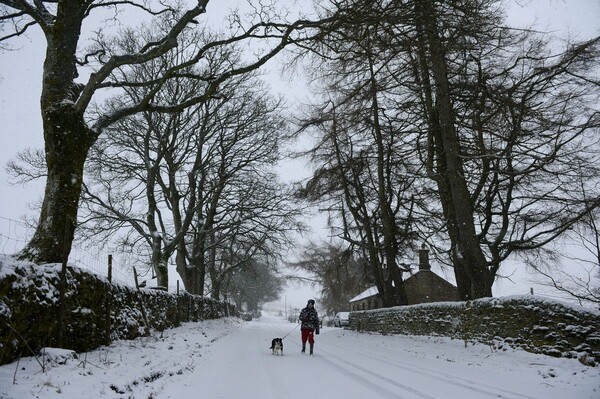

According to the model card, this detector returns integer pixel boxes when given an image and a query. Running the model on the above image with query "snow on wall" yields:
[0,258,237,366]
[349,297,600,366]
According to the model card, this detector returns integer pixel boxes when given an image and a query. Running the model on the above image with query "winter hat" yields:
[307,299,315,305]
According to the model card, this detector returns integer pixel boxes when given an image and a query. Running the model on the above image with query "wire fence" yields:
[0,215,157,290]
[0,216,30,255]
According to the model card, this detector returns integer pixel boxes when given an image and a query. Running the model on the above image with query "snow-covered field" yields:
[1,314,598,399]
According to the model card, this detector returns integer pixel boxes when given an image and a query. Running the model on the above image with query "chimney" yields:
[418,243,430,271]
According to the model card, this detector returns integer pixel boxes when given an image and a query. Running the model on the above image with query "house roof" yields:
[348,270,456,303]
[349,286,379,303]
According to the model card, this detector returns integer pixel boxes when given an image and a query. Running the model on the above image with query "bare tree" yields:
[204,172,305,299]
[6,148,47,186]
[0,0,332,264]
[0,1,211,263]
[226,256,285,313]
[298,102,417,306]
[80,23,304,290]
[530,170,600,307]
[297,0,600,300]
[290,241,371,315]
[294,1,432,306]
[411,0,600,298]
[79,25,231,288]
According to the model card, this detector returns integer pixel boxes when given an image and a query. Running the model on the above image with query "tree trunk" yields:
[417,0,493,298]
[151,237,169,289]
[366,46,408,306]
[208,231,218,299]
[178,263,204,295]
[20,115,91,263]
[211,278,221,300]
[193,231,207,296]
[18,8,93,263]
[176,235,207,295]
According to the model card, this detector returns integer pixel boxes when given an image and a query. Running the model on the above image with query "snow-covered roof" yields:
[349,286,379,303]
[349,269,451,303]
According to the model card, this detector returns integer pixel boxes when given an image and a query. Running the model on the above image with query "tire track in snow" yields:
[314,349,417,399]
[322,338,541,399]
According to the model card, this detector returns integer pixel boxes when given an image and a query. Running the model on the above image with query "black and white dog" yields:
[270,338,283,356]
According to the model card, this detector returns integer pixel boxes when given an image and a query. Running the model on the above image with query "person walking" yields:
[299,299,319,355]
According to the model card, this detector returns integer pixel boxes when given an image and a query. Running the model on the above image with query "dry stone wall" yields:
[0,262,236,366]
[349,297,600,365]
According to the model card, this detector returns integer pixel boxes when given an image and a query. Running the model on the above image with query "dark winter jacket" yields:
[299,306,319,332]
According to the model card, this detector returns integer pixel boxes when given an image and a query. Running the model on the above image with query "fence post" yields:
[133,266,150,334]
[56,220,70,348]
[107,254,113,283]
[133,267,139,289]
[105,254,113,344]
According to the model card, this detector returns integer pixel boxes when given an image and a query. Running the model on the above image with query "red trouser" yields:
[301,329,315,344]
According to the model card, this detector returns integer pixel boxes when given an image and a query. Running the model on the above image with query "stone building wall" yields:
[404,271,459,305]
[349,246,459,310]
[350,295,383,311]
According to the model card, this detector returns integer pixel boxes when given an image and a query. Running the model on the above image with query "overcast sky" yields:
[0,0,598,311]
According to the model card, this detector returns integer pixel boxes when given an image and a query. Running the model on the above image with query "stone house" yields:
[349,246,459,311]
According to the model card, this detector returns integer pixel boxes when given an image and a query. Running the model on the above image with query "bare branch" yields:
[75,1,210,113]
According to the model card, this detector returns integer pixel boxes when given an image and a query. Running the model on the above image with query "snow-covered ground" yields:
[1,314,599,399]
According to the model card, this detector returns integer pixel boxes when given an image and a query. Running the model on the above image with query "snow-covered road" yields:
[164,314,599,399]
[1,314,599,398]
